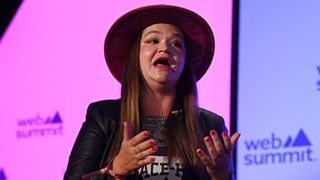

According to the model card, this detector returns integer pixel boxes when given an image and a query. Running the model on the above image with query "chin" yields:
[157,79,179,86]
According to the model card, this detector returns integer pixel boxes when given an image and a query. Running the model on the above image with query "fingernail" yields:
[204,136,210,142]
[150,157,155,161]
[143,131,149,137]
[196,149,202,154]
[152,146,158,152]
[148,140,155,145]
[223,131,228,137]
[210,130,216,136]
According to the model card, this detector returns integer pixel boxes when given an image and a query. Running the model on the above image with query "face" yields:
[139,23,186,87]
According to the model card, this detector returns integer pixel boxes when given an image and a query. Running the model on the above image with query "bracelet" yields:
[81,158,127,180]
[104,158,127,179]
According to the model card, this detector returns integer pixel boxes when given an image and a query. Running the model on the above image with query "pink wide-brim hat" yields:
[104,4,215,83]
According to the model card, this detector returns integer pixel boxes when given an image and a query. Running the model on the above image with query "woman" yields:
[65,5,240,180]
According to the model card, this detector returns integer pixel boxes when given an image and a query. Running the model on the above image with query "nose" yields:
[158,42,170,53]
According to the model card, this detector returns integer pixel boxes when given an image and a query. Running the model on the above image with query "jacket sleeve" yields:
[199,108,227,136]
[199,109,235,180]
[64,102,115,180]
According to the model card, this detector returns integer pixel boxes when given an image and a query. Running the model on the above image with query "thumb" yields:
[231,132,241,148]
[123,121,132,140]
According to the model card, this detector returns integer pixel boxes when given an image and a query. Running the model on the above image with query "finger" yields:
[137,146,158,159]
[136,139,156,152]
[222,131,232,153]
[231,132,241,148]
[137,156,156,167]
[196,148,213,168]
[203,136,217,159]
[210,130,225,155]
[130,130,150,146]
[123,121,132,140]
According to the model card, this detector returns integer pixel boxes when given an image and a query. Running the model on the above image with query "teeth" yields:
[153,58,176,72]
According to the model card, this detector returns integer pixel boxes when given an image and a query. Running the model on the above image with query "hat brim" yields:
[104,4,215,83]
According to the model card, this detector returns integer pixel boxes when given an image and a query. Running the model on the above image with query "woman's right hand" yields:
[112,122,157,176]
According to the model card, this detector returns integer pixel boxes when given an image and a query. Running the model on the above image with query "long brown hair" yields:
[107,33,142,161]
[107,30,204,168]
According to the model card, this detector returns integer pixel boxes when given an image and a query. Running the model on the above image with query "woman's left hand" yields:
[196,130,241,180]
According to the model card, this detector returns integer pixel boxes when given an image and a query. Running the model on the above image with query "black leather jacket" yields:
[64,99,233,180]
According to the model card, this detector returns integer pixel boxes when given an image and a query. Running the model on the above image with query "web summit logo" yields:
[0,168,6,180]
[16,112,63,138]
[243,129,316,165]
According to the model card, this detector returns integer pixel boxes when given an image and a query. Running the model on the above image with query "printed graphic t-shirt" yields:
[137,116,183,179]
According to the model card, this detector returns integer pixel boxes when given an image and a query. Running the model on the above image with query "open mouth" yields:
[153,58,171,67]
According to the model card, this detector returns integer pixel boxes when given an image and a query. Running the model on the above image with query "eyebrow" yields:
[142,30,184,40]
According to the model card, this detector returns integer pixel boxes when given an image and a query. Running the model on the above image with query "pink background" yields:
[0,0,233,179]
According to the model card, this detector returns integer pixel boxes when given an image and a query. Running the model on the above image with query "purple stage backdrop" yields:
[236,1,320,179]
[0,0,233,179]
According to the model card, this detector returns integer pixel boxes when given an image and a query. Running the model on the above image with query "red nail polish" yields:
[150,157,155,161]
[148,140,155,145]
[196,149,202,154]
[152,146,157,151]
[204,136,210,142]
[143,131,149,137]
[210,130,216,136]
[223,131,228,137]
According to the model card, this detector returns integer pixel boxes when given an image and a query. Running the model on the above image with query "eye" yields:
[171,41,182,48]
[147,39,159,44]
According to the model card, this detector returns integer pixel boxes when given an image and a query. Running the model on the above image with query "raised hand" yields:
[196,130,240,180]
[112,122,157,176]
